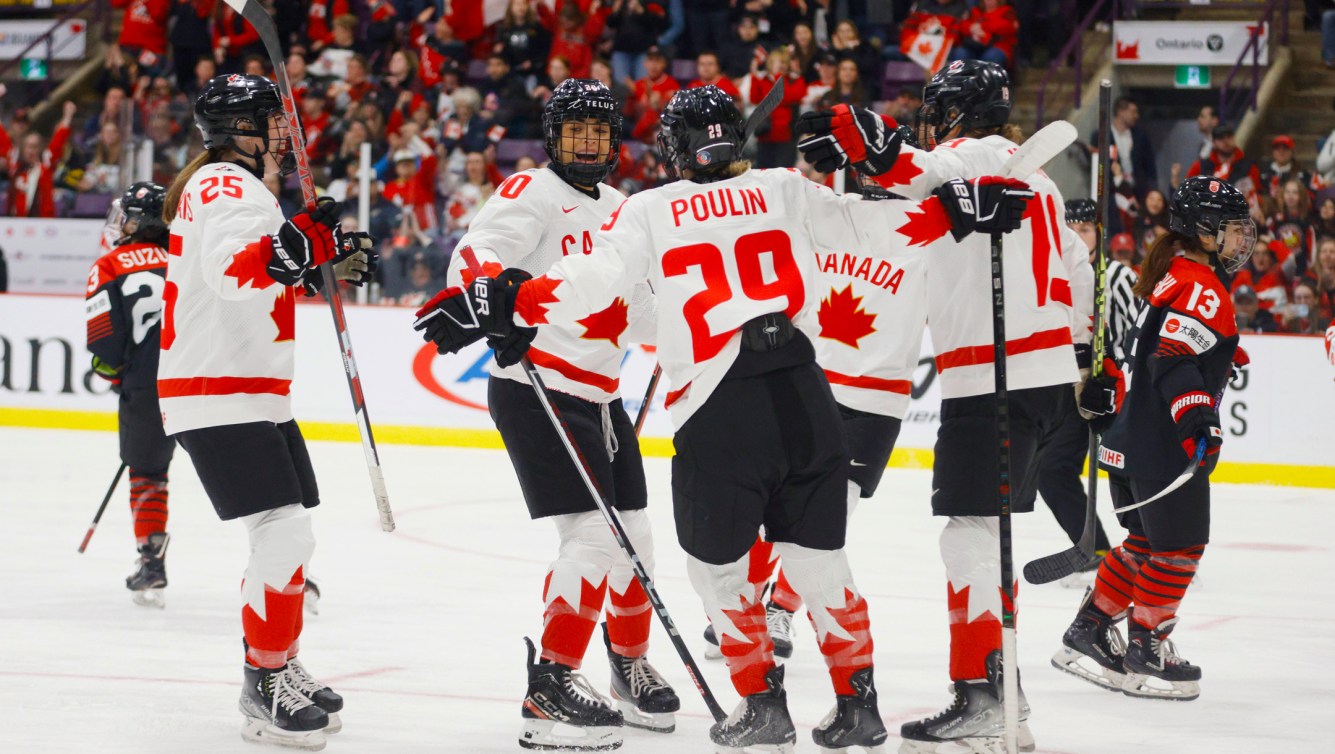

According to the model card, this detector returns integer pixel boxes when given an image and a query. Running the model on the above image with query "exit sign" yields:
[1175,65,1211,88]
[19,57,47,80]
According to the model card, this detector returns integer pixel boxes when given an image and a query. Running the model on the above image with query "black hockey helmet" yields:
[1065,198,1097,225]
[657,85,744,182]
[542,78,622,187]
[117,181,168,245]
[1169,176,1256,273]
[916,59,1011,146]
[194,73,295,176]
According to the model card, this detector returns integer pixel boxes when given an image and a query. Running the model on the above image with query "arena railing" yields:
[1034,0,1117,133]
[0,0,110,108]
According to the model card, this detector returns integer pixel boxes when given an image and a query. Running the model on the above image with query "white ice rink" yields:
[2,425,1332,754]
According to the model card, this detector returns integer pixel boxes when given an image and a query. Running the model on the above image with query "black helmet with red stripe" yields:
[1169,176,1255,273]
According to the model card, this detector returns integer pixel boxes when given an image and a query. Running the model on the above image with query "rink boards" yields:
[1,293,1332,488]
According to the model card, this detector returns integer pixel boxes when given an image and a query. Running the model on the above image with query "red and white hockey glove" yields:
[933,177,1034,241]
[268,197,340,287]
[483,270,537,368]
[412,270,529,356]
[1170,391,1223,468]
[795,104,903,176]
[1229,345,1250,384]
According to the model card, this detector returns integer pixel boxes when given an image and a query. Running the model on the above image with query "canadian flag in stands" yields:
[447,0,552,40]
[900,19,953,73]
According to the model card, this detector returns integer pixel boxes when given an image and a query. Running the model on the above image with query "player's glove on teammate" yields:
[268,196,340,287]
[933,177,1034,241]
[795,104,903,176]
[485,269,538,368]
[413,271,524,355]
[300,228,379,296]
[1169,390,1223,472]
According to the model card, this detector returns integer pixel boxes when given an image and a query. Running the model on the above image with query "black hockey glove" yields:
[1169,390,1223,472]
[268,197,340,287]
[299,229,379,297]
[413,272,523,354]
[795,104,903,176]
[933,177,1034,242]
[1078,357,1125,432]
[485,269,537,368]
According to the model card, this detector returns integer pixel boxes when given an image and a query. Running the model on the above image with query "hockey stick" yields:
[988,119,1079,754]
[457,246,726,722]
[743,77,785,145]
[224,0,394,532]
[1023,82,1113,585]
[632,365,661,437]
[77,462,127,553]
[1112,441,1207,514]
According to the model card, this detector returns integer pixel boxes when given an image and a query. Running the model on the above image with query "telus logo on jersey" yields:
[669,187,768,226]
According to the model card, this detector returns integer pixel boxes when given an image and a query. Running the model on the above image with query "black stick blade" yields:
[1022,547,1093,585]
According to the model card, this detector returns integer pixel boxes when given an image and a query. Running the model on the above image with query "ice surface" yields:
[2,426,1332,753]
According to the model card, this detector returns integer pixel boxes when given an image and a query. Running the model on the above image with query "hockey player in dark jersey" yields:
[1053,176,1254,702]
[85,181,175,608]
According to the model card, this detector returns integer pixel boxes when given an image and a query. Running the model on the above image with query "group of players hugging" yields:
[85,58,1253,753]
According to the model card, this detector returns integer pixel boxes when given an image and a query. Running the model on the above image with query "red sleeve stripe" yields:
[1170,391,1212,422]
[823,370,912,394]
[526,347,619,394]
[87,313,114,342]
[1156,339,1195,358]
[157,377,292,398]
[935,327,1072,372]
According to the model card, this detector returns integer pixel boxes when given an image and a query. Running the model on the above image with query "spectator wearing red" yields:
[299,88,332,164]
[801,52,837,112]
[212,1,262,73]
[331,54,376,114]
[2,101,75,218]
[1188,124,1263,197]
[383,138,439,233]
[687,51,740,102]
[415,12,469,90]
[547,1,610,79]
[625,48,680,143]
[951,0,1019,68]
[899,0,970,59]
[1269,176,1316,272]
[306,0,351,52]
[111,0,170,60]
[1260,135,1313,200]
[1233,239,1291,311]
[748,46,808,169]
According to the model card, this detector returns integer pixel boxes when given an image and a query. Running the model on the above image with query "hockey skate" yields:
[765,600,795,659]
[811,667,887,753]
[519,637,623,751]
[710,665,796,754]
[602,624,679,733]
[239,663,329,751]
[1051,589,1126,692]
[1120,618,1201,701]
[899,652,1034,754]
[286,658,343,734]
[126,532,169,608]
[303,577,320,616]
[703,623,723,660]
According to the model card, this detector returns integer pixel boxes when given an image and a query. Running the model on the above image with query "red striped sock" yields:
[747,535,777,586]
[605,577,651,659]
[243,565,305,668]
[128,471,168,545]
[540,569,607,669]
[1131,545,1204,629]
[1092,535,1150,616]
[770,568,803,613]
[947,581,1007,681]
[717,586,775,696]
[810,589,872,695]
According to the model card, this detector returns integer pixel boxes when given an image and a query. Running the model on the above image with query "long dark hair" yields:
[1133,230,1199,299]
[163,150,216,222]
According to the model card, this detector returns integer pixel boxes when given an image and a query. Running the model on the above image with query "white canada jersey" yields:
[869,135,1094,398]
[445,167,655,403]
[159,162,296,435]
[521,168,965,428]
[813,196,927,418]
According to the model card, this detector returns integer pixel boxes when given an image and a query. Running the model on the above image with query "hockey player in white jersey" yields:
[437,78,678,751]
[797,59,1095,753]
[160,73,375,751]
[416,84,1034,753]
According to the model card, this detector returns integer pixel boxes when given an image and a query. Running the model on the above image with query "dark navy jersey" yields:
[85,242,168,392]
[1098,256,1238,480]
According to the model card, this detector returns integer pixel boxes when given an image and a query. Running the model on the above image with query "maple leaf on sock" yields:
[577,297,629,347]
[818,284,877,348]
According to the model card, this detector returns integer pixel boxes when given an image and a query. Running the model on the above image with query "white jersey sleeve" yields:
[1058,211,1095,346]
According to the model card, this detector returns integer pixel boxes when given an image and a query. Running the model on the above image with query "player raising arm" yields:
[160,73,375,751]
[1054,177,1254,702]
[416,85,1033,753]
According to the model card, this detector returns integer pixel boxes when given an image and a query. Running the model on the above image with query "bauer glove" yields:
[1169,390,1222,471]
[933,177,1034,242]
[268,197,340,287]
[300,229,379,296]
[413,270,525,355]
[795,105,903,176]
[484,269,537,368]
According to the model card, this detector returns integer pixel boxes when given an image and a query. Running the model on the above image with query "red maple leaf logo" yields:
[577,297,629,347]
[895,196,952,247]
[223,239,276,290]
[271,288,295,342]
[818,284,877,348]
[875,152,924,189]
[1116,40,1140,60]
[515,275,563,325]
[460,259,503,286]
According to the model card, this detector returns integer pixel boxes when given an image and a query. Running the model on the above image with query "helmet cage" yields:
[542,79,622,187]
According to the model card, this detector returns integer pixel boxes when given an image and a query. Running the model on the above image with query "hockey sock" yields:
[1092,534,1150,616]
[776,543,872,696]
[605,510,653,658]
[747,535,778,586]
[128,470,168,545]
[542,511,624,669]
[239,505,314,668]
[687,554,774,696]
[940,516,1009,681]
[1130,545,1204,630]
[770,569,803,613]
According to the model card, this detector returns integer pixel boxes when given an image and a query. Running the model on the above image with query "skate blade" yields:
[613,698,675,733]
[1051,646,1126,691]
[240,718,327,751]
[1057,570,1096,589]
[519,719,622,750]
[818,744,886,753]
[322,713,341,735]
[898,737,1009,754]
[1121,672,1200,701]
[704,643,723,660]
[715,743,796,754]
[131,589,166,608]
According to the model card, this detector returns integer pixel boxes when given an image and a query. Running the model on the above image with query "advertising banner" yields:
[0,17,87,61]
[1114,21,1268,66]
[0,219,107,295]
